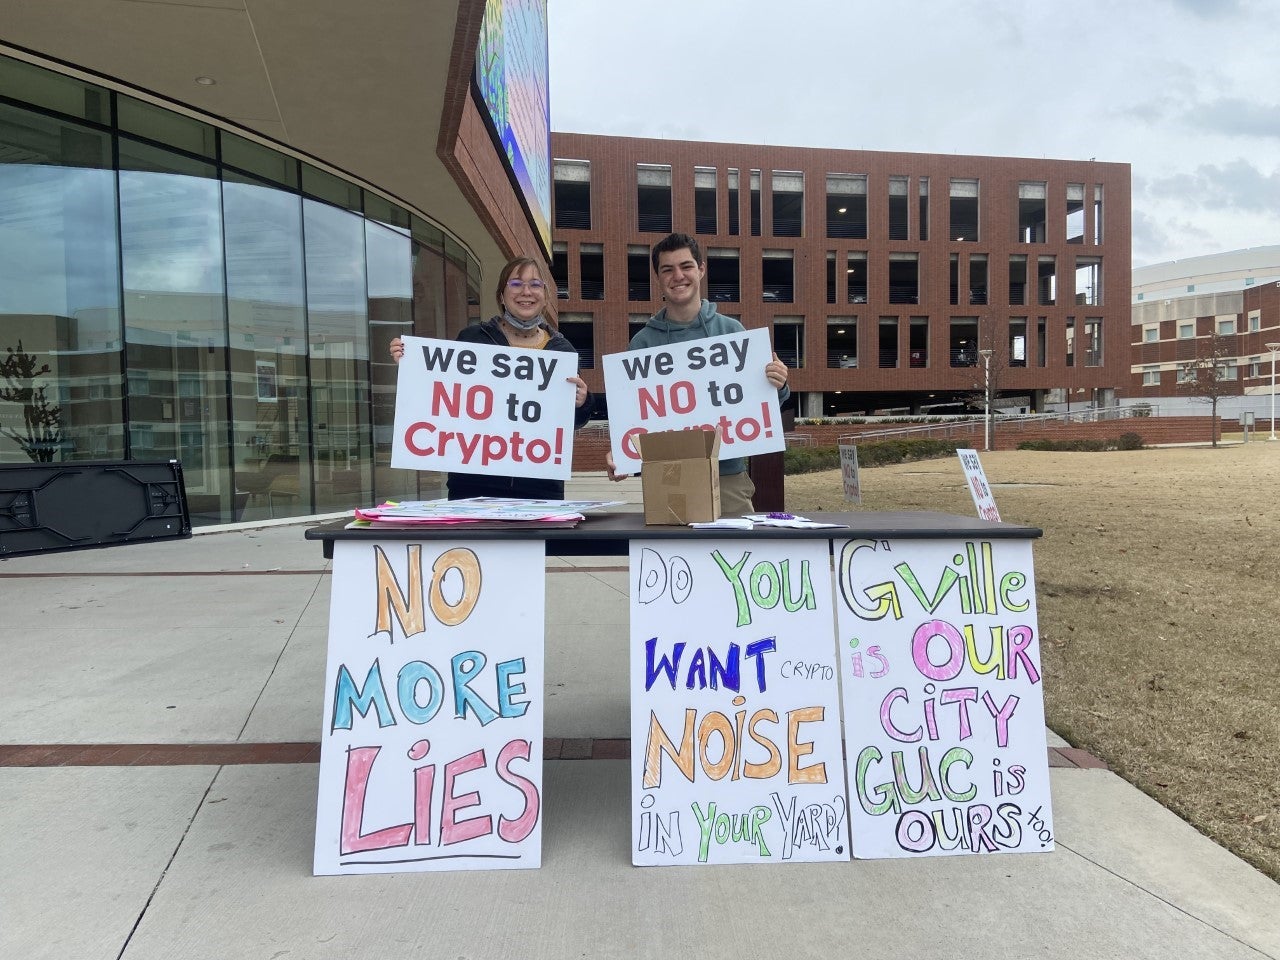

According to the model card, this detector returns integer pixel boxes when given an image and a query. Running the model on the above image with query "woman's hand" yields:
[567,374,588,408]
[390,337,405,364]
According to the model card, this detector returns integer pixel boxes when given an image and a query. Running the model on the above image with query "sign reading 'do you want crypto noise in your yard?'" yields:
[833,537,1053,859]
[314,539,545,875]
[390,335,579,479]
[629,539,850,867]
[602,328,784,475]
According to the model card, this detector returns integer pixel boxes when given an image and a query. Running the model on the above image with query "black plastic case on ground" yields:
[0,460,191,558]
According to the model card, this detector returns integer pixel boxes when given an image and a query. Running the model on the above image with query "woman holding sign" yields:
[390,257,593,500]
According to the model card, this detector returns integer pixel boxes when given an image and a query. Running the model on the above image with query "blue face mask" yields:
[503,309,543,332]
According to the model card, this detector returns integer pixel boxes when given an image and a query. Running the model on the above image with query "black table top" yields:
[305,510,1040,558]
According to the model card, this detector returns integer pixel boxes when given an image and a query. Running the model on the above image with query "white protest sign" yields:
[314,539,545,874]
[390,335,578,480]
[602,328,784,474]
[833,537,1053,859]
[956,448,1000,522]
[630,539,850,866]
[839,442,861,504]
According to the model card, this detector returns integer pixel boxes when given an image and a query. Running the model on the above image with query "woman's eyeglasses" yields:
[506,279,546,291]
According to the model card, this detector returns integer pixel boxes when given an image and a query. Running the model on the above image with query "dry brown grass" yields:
[786,442,1280,881]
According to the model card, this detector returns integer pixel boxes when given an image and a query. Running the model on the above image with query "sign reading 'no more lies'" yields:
[314,540,546,874]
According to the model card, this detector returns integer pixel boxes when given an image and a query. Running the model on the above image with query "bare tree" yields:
[1179,331,1232,448]
[964,316,1007,449]
[0,341,64,462]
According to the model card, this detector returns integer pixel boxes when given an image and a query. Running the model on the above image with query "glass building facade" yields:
[0,54,482,525]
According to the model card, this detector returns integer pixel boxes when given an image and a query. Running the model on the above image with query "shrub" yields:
[1015,436,1144,452]
[783,437,965,475]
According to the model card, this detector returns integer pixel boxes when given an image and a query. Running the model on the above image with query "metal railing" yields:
[828,405,1162,444]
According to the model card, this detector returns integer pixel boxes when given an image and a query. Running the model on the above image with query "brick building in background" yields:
[1130,248,1280,422]
[550,133,1131,419]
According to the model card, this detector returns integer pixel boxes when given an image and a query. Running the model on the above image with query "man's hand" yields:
[605,450,631,482]
[765,351,788,389]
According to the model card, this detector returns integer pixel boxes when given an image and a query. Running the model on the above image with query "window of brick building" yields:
[727,168,740,236]
[919,177,930,241]
[826,174,867,239]
[1018,181,1046,243]
[1075,257,1101,305]
[889,252,919,304]
[553,159,591,230]
[950,178,979,241]
[695,166,717,234]
[827,317,858,368]
[1038,256,1057,305]
[772,170,803,237]
[879,317,899,368]
[627,245,649,301]
[637,163,672,233]
[579,244,604,300]
[889,176,909,240]
[909,316,929,367]
[750,169,761,236]
[762,249,794,302]
[846,252,867,303]
[706,248,740,303]
[774,316,804,367]
[1066,183,1085,244]
[551,242,569,299]
[969,254,988,305]
[558,312,595,369]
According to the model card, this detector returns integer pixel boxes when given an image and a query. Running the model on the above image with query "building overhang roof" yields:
[1,0,539,282]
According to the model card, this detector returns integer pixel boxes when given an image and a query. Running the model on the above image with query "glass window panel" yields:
[364,192,411,229]
[0,54,110,124]
[366,219,415,504]
[302,163,362,211]
[117,95,217,158]
[304,198,371,513]
[0,104,123,463]
[119,140,230,522]
[222,132,300,188]
[223,178,312,523]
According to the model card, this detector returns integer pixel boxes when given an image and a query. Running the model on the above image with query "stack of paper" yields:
[350,497,625,527]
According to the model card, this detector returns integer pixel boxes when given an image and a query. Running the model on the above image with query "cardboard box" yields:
[636,428,721,525]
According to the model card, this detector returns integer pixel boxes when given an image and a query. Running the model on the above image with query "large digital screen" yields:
[474,0,552,257]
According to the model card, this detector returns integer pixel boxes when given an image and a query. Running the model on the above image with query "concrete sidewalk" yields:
[2,474,1277,960]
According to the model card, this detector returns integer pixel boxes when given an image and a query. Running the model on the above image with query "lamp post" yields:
[978,348,993,451]
[1267,342,1280,440]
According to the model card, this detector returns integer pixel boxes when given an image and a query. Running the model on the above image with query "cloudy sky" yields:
[548,0,1280,268]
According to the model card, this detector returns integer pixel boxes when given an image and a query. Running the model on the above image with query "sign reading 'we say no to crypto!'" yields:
[391,335,579,480]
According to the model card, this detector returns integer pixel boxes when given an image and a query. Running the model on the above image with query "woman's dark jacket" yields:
[445,317,594,501]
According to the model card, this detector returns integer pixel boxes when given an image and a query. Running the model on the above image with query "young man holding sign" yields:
[606,234,790,514]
